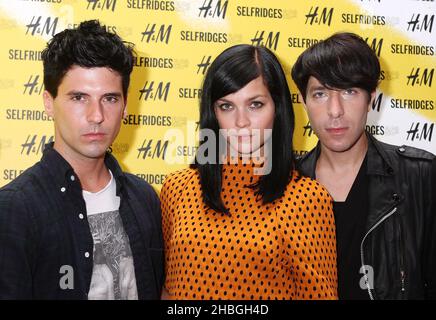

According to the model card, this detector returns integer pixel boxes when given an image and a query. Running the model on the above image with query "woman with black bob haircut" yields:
[196,44,297,213]
[160,44,338,300]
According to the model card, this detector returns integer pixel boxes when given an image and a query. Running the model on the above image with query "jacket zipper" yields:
[360,207,398,300]
[398,219,406,293]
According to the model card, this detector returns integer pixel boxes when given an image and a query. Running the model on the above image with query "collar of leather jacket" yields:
[297,131,396,178]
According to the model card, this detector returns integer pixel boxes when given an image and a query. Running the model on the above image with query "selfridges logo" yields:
[305,6,334,26]
[250,31,280,51]
[23,75,44,96]
[26,16,58,37]
[406,122,434,142]
[86,0,117,11]
[21,134,54,156]
[366,125,385,136]
[139,81,171,102]
[141,24,172,44]
[407,68,434,87]
[407,14,434,33]
[198,0,228,19]
[126,0,175,11]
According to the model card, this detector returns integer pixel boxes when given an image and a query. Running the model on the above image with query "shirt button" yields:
[60,187,66,192]
[78,213,84,220]
[398,147,406,153]
[70,175,75,181]
[84,252,90,258]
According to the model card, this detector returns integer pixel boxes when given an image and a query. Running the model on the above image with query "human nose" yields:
[327,91,344,118]
[235,107,250,128]
[87,99,104,124]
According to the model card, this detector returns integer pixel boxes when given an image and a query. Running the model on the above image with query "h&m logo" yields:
[371,93,383,112]
[139,81,171,102]
[23,75,44,96]
[364,37,384,57]
[406,122,434,142]
[86,0,117,12]
[198,0,228,19]
[305,6,334,26]
[21,134,54,156]
[407,68,434,87]
[26,16,59,37]
[250,31,280,51]
[141,24,172,44]
[197,56,212,75]
[137,139,169,160]
[303,121,314,137]
[407,14,434,33]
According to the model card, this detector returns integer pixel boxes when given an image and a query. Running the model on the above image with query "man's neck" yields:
[319,145,367,173]
[315,133,368,201]
[53,145,111,193]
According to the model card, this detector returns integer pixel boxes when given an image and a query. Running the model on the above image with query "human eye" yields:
[103,95,119,103]
[341,88,361,100]
[71,94,85,102]
[312,91,326,99]
[343,88,357,95]
[250,101,264,109]
[217,103,233,111]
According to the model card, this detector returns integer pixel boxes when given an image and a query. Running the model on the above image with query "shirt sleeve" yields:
[279,180,338,300]
[0,189,36,299]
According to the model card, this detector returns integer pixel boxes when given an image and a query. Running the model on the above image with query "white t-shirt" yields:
[83,170,138,300]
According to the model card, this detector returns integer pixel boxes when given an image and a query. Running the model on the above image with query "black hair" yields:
[192,44,296,215]
[42,19,134,98]
[291,32,380,102]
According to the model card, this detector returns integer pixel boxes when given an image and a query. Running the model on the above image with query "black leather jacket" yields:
[298,132,436,299]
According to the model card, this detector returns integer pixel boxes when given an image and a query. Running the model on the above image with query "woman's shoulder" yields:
[161,167,200,191]
[286,170,332,200]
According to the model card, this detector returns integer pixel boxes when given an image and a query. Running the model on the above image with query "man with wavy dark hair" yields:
[292,32,436,300]
[0,20,163,299]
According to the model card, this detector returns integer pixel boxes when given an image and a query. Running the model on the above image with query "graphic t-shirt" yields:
[83,171,138,300]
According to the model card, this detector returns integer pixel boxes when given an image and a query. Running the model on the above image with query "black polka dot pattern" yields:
[160,162,337,300]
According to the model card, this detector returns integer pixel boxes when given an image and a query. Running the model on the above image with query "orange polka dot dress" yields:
[160,161,338,300]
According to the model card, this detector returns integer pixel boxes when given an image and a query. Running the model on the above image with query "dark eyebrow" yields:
[214,99,231,107]
[247,94,266,100]
[215,94,267,104]
[308,85,327,92]
[103,92,123,97]
[66,91,123,98]
[66,91,89,96]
